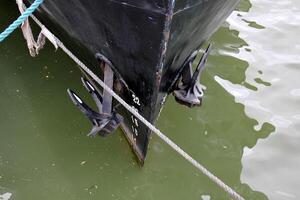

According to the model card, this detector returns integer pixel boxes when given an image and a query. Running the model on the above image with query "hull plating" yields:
[26,0,240,163]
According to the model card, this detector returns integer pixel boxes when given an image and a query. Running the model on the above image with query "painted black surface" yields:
[25,0,240,163]
[67,77,123,138]
[173,44,212,107]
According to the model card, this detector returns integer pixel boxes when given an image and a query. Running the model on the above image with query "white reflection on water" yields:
[0,193,12,200]
[217,0,300,199]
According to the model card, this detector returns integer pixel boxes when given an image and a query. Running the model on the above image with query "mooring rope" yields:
[29,14,245,200]
[0,0,43,42]
[0,2,246,199]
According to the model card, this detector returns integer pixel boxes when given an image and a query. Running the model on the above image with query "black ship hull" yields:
[26,0,240,164]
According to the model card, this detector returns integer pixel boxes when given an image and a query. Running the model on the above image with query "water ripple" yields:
[219,0,300,199]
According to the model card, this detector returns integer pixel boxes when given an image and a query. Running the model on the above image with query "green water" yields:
[0,0,299,199]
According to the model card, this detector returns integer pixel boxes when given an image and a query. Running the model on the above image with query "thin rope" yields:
[27,12,245,200]
[0,0,43,42]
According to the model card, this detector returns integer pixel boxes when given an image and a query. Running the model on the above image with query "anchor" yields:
[67,63,123,137]
[173,44,212,108]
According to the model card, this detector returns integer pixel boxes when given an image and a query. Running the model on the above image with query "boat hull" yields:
[25,0,240,163]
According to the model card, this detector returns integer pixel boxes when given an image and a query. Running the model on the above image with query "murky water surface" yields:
[0,0,299,199]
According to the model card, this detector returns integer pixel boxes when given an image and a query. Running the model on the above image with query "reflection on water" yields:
[218,0,300,199]
[0,0,298,200]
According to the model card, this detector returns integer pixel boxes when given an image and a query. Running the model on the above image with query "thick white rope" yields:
[28,13,245,200]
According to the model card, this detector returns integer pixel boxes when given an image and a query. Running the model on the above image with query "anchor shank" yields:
[102,63,114,114]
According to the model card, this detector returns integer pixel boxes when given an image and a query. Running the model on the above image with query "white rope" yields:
[28,13,245,200]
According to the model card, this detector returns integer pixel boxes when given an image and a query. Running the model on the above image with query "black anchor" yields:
[67,77,123,137]
[173,44,212,107]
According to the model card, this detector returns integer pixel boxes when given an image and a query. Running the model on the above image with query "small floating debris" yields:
[0,193,12,200]
[80,161,87,166]
[204,131,208,136]
[201,195,211,200]
[84,185,99,195]
[84,184,98,191]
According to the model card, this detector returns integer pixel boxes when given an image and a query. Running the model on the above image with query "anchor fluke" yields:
[67,75,123,137]
[173,44,212,108]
